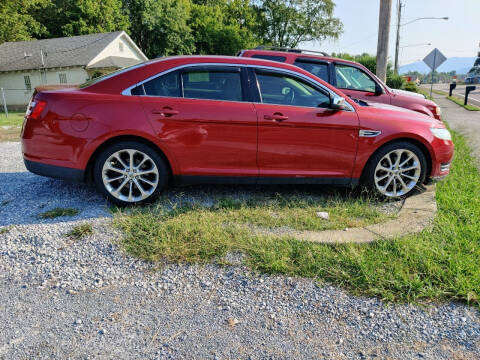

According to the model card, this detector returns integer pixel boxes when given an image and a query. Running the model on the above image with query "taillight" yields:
[27,100,47,120]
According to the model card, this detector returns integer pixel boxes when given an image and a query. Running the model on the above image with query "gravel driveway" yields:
[1,141,479,359]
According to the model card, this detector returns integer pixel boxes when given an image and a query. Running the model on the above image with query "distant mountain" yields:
[399,57,476,75]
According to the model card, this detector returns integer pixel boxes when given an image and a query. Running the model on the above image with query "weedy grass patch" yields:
[38,207,80,219]
[0,227,11,235]
[66,223,93,240]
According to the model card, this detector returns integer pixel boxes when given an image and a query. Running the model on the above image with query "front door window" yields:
[256,72,331,108]
[335,64,377,93]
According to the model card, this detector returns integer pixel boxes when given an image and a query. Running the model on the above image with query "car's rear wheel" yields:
[363,141,427,198]
[93,141,168,206]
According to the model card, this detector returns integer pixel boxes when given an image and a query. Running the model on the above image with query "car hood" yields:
[390,88,426,99]
[356,100,438,126]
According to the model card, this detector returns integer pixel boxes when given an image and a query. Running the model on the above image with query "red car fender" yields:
[351,131,436,179]
[80,129,180,175]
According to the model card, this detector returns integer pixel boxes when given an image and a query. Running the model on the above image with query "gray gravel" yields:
[1,141,479,359]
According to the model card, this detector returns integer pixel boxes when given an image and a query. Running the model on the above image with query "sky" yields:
[305,0,480,65]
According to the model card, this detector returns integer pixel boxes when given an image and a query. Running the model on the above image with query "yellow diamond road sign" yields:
[423,48,447,70]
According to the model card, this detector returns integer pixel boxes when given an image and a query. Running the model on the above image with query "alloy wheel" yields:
[374,149,421,197]
[102,149,159,202]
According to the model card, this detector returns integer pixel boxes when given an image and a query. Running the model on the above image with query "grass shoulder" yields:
[446,96,480,111]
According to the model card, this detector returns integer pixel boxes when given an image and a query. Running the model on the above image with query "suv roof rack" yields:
[254,45,330,57]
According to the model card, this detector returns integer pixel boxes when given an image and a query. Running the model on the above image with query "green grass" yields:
[115,128,480,306]
[114,190,394,263]
[447,95,480,111]
[66,223,93,240]
[0,112,24,141]
[0,227,11,235]
[0,111,24,126]
[38,207,80,219]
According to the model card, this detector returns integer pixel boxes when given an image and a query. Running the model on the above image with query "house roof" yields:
[0,31,145,72]
[87,56,142,69]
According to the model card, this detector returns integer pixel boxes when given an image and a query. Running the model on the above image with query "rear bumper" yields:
[24,159,85,182]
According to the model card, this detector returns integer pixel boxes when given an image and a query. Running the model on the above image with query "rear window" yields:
[79,63,145,88]
[251,54,286,63]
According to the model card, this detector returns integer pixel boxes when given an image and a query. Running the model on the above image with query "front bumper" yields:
[24,159,85,182]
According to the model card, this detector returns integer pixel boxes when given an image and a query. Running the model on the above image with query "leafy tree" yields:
[123,0,195,58]
[34,0,129,38]
[0,0,48,44]
[190,0,260,55]
[254,0,343,48]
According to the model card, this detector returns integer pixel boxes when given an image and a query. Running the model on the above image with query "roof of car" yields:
[239,49,365,68]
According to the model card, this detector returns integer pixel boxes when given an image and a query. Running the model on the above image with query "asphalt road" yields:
[427,83,480,107]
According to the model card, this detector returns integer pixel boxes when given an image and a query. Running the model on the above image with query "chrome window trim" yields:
[121,62,355,112]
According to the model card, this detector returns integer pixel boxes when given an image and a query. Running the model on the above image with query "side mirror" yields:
[330,95,348,110]
[374,83,384,95]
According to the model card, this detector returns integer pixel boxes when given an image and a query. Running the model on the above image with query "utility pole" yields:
[376,0,392,82]
[394,0,403,74]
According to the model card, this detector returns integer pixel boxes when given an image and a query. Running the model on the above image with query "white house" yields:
[0,31,148,108]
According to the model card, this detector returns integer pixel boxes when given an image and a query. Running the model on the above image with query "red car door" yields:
[333,63,391,105]
[253,69,359,181]
[138,66,258,178]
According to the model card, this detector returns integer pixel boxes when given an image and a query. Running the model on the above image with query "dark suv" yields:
[239,47,442,120]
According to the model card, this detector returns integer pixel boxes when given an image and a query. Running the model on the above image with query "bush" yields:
[386,73,405,89]
[403,82,418,93]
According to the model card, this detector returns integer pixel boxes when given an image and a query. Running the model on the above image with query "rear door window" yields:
[181,69,243,102]
[294,60,329,82]
[142,70,181,97]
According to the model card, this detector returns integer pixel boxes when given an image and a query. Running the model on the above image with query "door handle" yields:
[264,113,288,122]
[152,107,179,117]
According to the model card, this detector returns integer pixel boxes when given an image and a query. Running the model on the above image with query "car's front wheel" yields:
[363,141,427,198]
[93,141,168,206]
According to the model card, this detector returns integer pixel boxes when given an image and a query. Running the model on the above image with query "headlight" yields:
[430,127,451,140]
[435,106,441,116]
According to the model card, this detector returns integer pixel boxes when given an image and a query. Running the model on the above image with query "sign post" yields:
[423,48,447,99]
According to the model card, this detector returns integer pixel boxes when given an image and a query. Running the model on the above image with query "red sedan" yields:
[21,56,454,206]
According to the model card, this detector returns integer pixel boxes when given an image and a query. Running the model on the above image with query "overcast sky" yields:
[305,0,479,65]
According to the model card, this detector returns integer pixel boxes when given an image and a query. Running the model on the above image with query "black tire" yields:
[361,141,427,198]
[93,141,169,206]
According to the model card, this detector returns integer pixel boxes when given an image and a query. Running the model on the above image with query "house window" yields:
[24,75,31,90]
[58,73,67,84]
[119,42,124,52]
